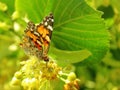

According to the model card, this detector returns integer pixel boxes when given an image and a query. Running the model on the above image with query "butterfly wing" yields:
[21,21,43,59]
[36,13,54,61]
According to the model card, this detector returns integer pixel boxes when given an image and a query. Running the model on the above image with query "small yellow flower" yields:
[11,77,21,85]
[21,78,39,90]
[64,79,80,90]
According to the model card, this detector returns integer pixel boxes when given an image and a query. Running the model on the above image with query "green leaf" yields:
[15,0,53,22]
[49,47,92,66]
[15,0,110,64]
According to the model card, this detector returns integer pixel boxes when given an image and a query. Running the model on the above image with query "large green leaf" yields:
[15,0,109,64]
[49,47,92,66]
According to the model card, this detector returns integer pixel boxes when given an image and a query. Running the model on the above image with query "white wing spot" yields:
[51,19,54,22]
[37,40,42,45]
[34,31,40,36]
[47,25,53,31]
[44,22,48,26]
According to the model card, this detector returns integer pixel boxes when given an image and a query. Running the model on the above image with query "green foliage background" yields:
[0,0,120,90]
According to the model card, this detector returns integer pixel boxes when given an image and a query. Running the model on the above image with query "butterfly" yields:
[20,13,54,62]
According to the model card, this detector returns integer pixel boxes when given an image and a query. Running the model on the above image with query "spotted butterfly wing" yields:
[21,13,54,62]
[36,13,54,61]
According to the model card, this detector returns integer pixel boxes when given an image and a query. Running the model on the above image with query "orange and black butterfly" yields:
[21,13,54,62]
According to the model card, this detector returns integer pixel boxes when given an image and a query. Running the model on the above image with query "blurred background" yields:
[0,0,120,90]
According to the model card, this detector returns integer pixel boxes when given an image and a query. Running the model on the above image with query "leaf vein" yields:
[54,14,97,28]
[69,2,82,18]
[58,0,74,22]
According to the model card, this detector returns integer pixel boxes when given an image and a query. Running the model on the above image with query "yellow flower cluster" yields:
[11,56,61,90]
